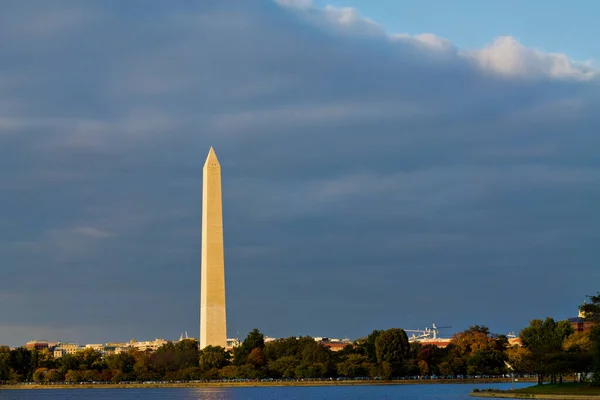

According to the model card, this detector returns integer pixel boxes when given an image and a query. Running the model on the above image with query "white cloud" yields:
[464,36,596,80]
[392,33,456,53]
[276,1,596,80]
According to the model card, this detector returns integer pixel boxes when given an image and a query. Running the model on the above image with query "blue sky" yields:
[0,0,599,347]
[314,0,599,61]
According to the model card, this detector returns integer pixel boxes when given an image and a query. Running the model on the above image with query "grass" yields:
[471,382,600,398]
[515,383,600,395]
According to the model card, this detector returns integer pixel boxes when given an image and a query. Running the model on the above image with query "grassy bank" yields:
[471,383,600,399]
[1,377,535,390]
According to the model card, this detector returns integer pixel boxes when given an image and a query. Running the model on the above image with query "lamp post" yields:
[504,361,515,391]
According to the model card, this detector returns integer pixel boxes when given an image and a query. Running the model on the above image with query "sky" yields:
[314,0,600,62]
[1,0,599,348]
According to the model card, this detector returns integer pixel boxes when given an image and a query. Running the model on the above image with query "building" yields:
[226,338,240,350]
[200,147,228,349]
[25,340,49,351]
[53,343,83,358]
[321,342,349,352]
[314,337,353,352]
[129,338,168,352]
[568,307,595,333]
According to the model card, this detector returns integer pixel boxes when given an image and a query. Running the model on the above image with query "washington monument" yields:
[200,147,227,349]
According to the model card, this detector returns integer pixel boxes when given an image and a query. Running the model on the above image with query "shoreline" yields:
[471,392,600,400]
[1,377,534,390]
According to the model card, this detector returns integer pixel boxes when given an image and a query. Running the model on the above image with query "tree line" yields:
[1,294,599,384]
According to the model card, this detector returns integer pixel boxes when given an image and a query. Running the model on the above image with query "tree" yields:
[580,293,600,321]
[0,346,11,381]
[46,369,61,382]
[219,365,238,379]
[356,330,383,363]
[520,318,574,384]
[449,326,507,376]
[65,369,83,383]
[83,370,101,382]
[247,348,266,368]
[375,328,410,377]
[59,354,80,376]
[337,354,370,378]
[80,348,104,371]
[32,367,48,383]
[199,346,230,371]
[133,351,158,381]
[267,356,298,378]
[234,329,265,366]
[10,347,33,381]
[506,345,532,373]
[580,293,600,385]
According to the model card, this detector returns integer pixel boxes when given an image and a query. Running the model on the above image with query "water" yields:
[0,382,532,400]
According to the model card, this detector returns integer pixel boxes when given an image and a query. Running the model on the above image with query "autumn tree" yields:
[447,326,507,376]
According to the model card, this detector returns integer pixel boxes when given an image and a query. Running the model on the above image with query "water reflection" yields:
[0,382,534,400]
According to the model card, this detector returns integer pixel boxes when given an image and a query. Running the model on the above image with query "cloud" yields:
[465,36,596,80]
[0,0,598,347]
[73,227,113,239]
[278,1,595,80]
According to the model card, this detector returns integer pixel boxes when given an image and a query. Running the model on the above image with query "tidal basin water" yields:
[0,382,532,400]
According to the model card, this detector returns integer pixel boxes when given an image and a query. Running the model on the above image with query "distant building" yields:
[321,342,348,352]
[25,340,49,351]
[226,338,240,350]
[85,344,104,352]
[129,338,168,352]
[53,343,83,358]
[314,337,353,352]
[568,307,595,333]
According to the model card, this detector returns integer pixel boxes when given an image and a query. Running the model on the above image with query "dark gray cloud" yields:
[0,0,599,346]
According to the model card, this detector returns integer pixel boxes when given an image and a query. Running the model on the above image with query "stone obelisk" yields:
[200,147,227,349]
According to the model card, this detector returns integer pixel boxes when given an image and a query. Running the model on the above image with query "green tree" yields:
[199,346,230,371]
[375,328,410,377]
[219,365,238,379]
[32,367,48,383]
[58,354,80,376]
[79,348,104,371]
[580,293,600,385]
[65,369,83,383]
[234,329,265,366]
[10,347,33,381]
[0,346,11,381]
[267,355,298,378]
[580,293,600,321]
[46,369,61,382]
[355,330,383,363]
[337,354,370,377]
[520,318,574,384]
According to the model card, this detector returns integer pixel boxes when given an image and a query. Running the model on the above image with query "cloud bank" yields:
[0,0,599,347]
